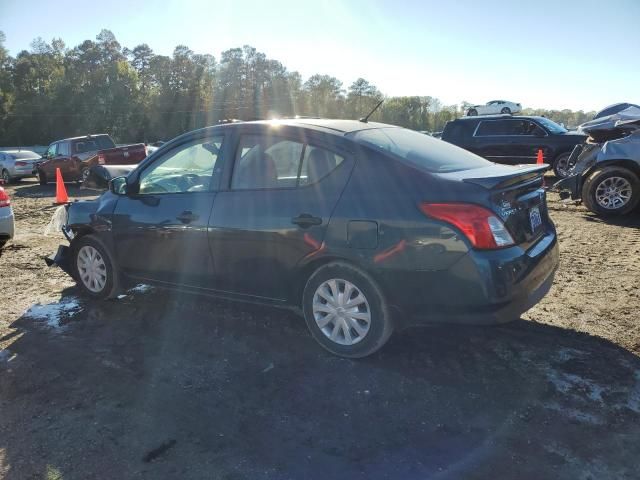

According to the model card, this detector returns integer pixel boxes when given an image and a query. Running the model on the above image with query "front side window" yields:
[59,142,70,156]
[45,143,58,158]
[138,136,223,194]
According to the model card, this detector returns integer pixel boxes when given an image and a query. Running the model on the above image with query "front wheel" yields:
[501,107,511,114]
[467,109,478,116]
[302,262,393,358]
[71,234,121,299]
[1,169,11,184]
[553,153,572,178]
[582,167,640,216]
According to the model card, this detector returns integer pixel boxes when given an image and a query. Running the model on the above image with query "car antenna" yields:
[359,99,384,123]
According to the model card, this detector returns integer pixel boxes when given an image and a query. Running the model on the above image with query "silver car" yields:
[0,150,41,183]
[0,186,14,249]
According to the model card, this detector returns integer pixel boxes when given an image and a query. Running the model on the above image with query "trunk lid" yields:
[439,164,549,246]
[98,144,147,165]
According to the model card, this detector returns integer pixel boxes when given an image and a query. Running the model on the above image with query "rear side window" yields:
[231,134,344,190]
[349,127,489,173]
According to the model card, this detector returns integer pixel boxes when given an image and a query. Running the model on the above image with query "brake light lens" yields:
[15,161,28,167]
[0,187,10,207]
[97,153,105,165]
[419,203,514,249]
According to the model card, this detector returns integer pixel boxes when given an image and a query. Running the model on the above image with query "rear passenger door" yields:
[208,129,354,301]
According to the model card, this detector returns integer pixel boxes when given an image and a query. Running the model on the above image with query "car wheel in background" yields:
[467,109,478,116]
[1,170,11,184]
[302,262,393,358]
[582,167,640,216]
[80,167,90,184]
[501,107,511,114]
[38,170,48,185]
[71,234,121,299]
[553,153,572,178]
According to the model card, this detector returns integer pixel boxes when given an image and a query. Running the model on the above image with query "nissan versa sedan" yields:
[46,119,559,357]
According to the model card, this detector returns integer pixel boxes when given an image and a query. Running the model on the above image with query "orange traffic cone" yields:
[55,168,69,204]
[536,149,544,165]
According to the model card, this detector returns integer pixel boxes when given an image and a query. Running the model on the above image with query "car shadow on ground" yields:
[1,288,639,479]
[9,180,101,199]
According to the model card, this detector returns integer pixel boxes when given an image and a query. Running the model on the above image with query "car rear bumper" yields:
[379,228,559,326]
[0,207,15,240]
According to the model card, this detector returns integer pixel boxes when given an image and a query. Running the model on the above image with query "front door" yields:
[209,131,353,301]
[112,134,225,287]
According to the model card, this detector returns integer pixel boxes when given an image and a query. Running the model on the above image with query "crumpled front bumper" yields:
[45,245,72,276]
[552,173,582,200]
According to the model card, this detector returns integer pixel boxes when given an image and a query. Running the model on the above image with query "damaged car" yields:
[554,106,640,216]
[46,119,559,358]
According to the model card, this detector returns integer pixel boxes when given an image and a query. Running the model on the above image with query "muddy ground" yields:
[1,179,639,479]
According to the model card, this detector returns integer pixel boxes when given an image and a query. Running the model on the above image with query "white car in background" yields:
[0,186,14,250]
[466,100,522,116]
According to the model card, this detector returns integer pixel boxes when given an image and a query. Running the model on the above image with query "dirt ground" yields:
[1,178,639,479]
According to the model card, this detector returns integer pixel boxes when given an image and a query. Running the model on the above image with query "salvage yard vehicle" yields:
[0,186,14,249]
[0,150,41,183]
[554,106,640,216]
[466,100,522,116]
[442,115,586,178]
[37,134,147,185]
[46,119,559,357]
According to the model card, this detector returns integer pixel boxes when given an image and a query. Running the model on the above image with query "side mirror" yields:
[109,176,129,195]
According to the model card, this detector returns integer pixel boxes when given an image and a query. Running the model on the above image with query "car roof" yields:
[452,115,544,122]
[0,150,40,156]
[56,134,111,142]
[233,119,397,135]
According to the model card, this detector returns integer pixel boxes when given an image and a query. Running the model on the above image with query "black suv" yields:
[442,115,586,177]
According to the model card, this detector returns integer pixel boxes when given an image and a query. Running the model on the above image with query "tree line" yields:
[0,30,595,146]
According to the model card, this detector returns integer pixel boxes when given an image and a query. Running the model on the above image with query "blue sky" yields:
[1,0,638,111]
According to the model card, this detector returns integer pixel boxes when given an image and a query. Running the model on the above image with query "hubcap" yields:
[77,245,107,292]
[2,171,8,182]
[81,169,90,182]
[312,279,371,346]
[556,156,572,178]
[595,176,632,210]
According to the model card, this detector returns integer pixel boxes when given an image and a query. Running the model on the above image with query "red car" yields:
[37,134,147,184]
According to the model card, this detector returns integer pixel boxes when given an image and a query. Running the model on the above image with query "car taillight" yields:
[15,161,28,167]
[144,145,148,156]
[98,153,105,165]
[0,187,10,207]
[419,203,514,249]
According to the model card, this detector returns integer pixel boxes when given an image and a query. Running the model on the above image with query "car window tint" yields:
[231,135,304,190]
[299,146,344,185]
[475,120,511,136]
[59,142,70,156]
[45,143,57,157]
[349,127,489,173]
[138,136,223,194]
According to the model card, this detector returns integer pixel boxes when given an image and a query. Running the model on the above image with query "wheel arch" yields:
[292,254,381,307]
[592,159,640,178]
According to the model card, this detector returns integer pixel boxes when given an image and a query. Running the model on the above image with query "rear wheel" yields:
[80,167,90,184]
[302,262,393,358]
[71,234,121,299]
[38,170,48,185]
[582,166,640,216]
[501,107,511,114]
[1,169,11,184]
[467,109,478,116]
[553,153,572,178]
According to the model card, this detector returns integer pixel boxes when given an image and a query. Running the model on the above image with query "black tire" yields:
[582,166,640,216]
[501,107,511,114]
[302,262,393,358]
[80,167,90,184]
[467,109,478,116]
[70,234,121,299]
[553,153,572,178]
[38,170,48,185]
[1,169,11,185]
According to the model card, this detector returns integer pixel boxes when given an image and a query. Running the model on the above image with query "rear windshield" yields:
[348,127,490,173]
[73,136,115,153]
[9,151,41,160]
